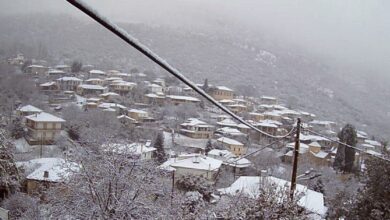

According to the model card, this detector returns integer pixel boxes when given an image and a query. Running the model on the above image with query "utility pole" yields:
[171,170,175,206]
[290,118,301,200]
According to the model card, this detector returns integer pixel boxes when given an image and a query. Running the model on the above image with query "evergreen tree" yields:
[205,139,213,154]
[71,60,82,73]
[21,59,32,73]
[349,157,390,219]
[154,132,166,164]
[202,78,209,92]
[334,124,357,173]
[8,118,25,139]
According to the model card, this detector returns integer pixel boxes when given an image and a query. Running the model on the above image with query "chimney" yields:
[44,171,49,178]
[192,155,200,163]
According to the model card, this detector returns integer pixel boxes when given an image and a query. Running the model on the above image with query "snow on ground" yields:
[13,138,32,153]
[75,95,86,107]
[13,138,62,161]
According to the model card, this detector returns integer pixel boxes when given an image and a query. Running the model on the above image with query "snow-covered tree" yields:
[349,156,390,219]
[0,130,20,200]
[176,174,214,202]
[47,144,172,219]
[212,183,309,219]
[1,192,41,219]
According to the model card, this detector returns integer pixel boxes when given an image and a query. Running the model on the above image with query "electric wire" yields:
[303,127,390,163]
[65,0,290,139]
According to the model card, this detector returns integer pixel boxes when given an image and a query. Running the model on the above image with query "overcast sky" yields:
[1,0,389,74]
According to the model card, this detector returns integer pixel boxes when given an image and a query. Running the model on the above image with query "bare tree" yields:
[47,143,173,219]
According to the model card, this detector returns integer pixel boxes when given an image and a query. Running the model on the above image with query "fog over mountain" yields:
[0,0,389,138]
[2,0,390,75]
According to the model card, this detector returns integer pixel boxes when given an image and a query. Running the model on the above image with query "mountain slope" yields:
[0,14,389,138]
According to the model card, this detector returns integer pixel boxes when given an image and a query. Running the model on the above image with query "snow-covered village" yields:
[1,1,390,219]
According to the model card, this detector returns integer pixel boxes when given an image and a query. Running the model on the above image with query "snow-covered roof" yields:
[310,150,329,159]
[18,105,42,113]
[227,104,247,108]
[236,123,250,129]
[364,139,381,147]
[98,102,126,109]
[85,78,103,82]
[309,141,322,148]
[255,121,278,128]
[56,77,82,81]
[103,108,116,112]
[136,73,147,77]
[249,112,264,116]
[225,157,252,168]
[276,109,301,116]
[25,112,65,123]
[112,81,136,86]
[218,176,327,216]
[104,77,122,81]
[260,96,276,100]
[145,93,164,98]
[263,111,282,117]
[100,92,120,97]
[40,81,56,87]
[181,118,213,127]
[21,158,79,182]
[286,142,309,154]
[48,69,64,74]
[299,134,329,142]
[128,109,148,114]
[113,72,131,77]
[216,127,245,136]
[55,64,70,68]
[258,104,286,110]
[217,118,238,127]
[78,84,106,90]
[159,158,177,171]
[27,65,45,68]
[215,86,233,92]
[217,137,243,146]
[361,143,375,149]
[89,69,105,74]
[309,120,336,126]
[87,98,101,102]
[219,99,235,104]
[166,95,200,102]
[170,155,222,171]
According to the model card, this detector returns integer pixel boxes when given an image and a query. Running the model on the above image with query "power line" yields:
[303,127,390,163]
[65,0,289,139]
[230,126,296,164]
